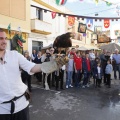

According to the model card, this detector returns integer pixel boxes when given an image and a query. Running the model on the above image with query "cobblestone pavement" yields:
[29,73,120,120]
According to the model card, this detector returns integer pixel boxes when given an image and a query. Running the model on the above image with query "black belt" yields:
[2,93,25,114]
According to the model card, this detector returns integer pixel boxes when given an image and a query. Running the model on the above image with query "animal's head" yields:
[53,32,73,48]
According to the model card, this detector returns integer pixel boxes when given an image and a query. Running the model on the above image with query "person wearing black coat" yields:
[21,51,32,92]
[94,62,103,87]
[34,51,42,84]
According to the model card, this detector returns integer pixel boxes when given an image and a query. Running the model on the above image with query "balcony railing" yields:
[31,19,52,35]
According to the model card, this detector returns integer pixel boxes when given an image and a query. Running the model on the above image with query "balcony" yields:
[31,19,52,35]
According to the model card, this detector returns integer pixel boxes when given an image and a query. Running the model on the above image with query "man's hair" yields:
[0,28,4,32]
[71,48,75,50]
[76,50,80,54]
[115,49,119,52]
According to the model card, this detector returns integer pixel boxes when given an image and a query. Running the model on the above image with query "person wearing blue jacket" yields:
[105,59,113,88]
[82,53,91,88]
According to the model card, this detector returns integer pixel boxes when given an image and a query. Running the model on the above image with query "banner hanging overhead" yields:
[51,12,56,19]
[86,19,93,29]
[68,16,75,26]
[31,5,120,21]
[104,19,110,28]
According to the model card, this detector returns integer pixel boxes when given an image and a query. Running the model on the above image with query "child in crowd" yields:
[105,59,113,88]
[66,54,74,88]
[94,62,102,88]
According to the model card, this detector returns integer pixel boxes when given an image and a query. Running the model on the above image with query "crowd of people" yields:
[22,47,120,92]
[1,28,120,120]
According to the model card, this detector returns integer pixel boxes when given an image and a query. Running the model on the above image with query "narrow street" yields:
[30,76,120,120]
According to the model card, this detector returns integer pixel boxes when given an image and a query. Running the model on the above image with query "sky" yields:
[64,0,120,38]
[65,0,120,17]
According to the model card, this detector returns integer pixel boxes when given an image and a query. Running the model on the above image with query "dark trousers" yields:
[102,67,107,84]
[106,74,111,86]
[114,64,120,79]
[0,106,29,120]
[52,72,55,86]
[83,71,90,86]
[96,79,101,86]
[74,70,81,87]
[35,72,42,82]
[55,70,64,90]
[21,73,32,92]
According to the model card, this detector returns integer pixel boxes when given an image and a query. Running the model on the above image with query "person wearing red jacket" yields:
[74,51,82,87]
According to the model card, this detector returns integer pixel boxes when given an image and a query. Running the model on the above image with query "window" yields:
[36,8,43,20]
[32,41,43,53]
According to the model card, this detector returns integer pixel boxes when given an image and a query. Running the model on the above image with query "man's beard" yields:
[0,44,6,51]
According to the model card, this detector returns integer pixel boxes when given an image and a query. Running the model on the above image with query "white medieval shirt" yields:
[0,50,35,114]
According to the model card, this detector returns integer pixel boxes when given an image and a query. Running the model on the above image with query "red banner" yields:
[51,12,56,19]
[68,16,75,26]
[104,19,110,28]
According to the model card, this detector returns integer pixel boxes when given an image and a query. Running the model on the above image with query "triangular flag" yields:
[94,0,99,5]
[106,2,112,6]
[51,12,56,19]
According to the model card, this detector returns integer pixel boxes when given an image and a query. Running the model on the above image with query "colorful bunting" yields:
[31,5,120,21]
[104,19,110,28]
[68,16,75,26]
[106,2,112,6]
[51,12,56,19]
[94,0,99,5]
[86,19,93,29]
[56,0,67,5]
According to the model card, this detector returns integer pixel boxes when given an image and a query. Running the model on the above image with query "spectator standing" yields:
[82,53,91,88]
[34,51,42,84]
[93,57,101,84]
[112,49,120,80]
[99,49,108,84]
[74,51,82,87]
[31,49,37,62]
[89,50,95,77]
[66,54,74,88]
[94,62,102,88]
[105,60,113,88]
[21,51,32,93]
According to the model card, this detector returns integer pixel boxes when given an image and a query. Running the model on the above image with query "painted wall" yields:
[0,0,30,33]
[29,1,67,55]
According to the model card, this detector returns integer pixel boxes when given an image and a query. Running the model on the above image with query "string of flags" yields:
[31,4,119,36]
[55,0,67,5]
[55,0,114,6]
[31,5,119,21]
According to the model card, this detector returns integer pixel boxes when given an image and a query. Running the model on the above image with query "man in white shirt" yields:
[89,50,95,61]
[0,28,68,120]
